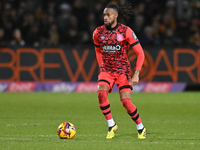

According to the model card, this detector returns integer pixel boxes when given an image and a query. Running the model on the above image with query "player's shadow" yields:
[115,132,157,139]
[114,133,138,139]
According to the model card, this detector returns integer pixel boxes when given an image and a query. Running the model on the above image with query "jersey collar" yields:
[106,23,119,31]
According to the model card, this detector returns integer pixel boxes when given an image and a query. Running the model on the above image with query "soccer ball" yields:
[57,122,76,139]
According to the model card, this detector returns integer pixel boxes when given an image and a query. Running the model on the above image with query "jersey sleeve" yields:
[126,27,139,46]
[93,28,100,47]
[93,29,103,67]
[126,27,145,71]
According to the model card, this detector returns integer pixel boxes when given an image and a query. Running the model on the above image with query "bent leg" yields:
[120,91,146,139]
[97,85,113,120]
[97,85,115,126]
[97,85,118,139]
[120,92,143,128]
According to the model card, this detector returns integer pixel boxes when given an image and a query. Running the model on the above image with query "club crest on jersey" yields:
[117,34,123,42]
[102,45,121,53]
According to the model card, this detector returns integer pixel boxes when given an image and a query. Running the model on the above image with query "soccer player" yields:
[93,3,146,139]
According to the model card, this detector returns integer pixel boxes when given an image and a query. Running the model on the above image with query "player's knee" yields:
[98,84,109,91]
[97,90,107,103]
[121,98,131,108]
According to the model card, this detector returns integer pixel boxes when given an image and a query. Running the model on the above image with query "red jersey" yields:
[93,23,144,79]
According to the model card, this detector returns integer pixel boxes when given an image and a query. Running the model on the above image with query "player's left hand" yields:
[130,73,139,87]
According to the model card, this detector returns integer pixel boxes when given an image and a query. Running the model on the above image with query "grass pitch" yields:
[0,92,199,150]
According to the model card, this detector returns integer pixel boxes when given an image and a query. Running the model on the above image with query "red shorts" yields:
[98,72,132,93]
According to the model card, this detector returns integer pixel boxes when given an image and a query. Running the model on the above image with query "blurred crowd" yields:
[0,0,200,47]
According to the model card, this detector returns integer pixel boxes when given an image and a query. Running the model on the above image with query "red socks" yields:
[98,91,142,125]
[98,90,113,120]
[121,98,142,125]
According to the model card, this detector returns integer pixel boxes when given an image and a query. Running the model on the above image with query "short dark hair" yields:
[105,3,132,24]
[106,3,119,12]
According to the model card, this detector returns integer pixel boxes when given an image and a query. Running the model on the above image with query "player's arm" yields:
[126,27,145,86]
[93,29,103,67]
[131,43,145,86]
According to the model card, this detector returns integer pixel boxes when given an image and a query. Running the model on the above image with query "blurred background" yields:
[0,0,200,92]
[0,0,200,47]
[1,1,199,147]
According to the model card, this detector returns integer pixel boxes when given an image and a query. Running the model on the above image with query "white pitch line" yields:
[6,123,57,126]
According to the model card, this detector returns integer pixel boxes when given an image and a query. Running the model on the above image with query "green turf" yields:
[0,92,200,150]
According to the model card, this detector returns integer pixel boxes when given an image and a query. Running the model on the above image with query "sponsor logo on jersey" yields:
[102,45,121,53]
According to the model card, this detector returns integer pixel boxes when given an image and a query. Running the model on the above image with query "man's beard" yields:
[105,20,115,30]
